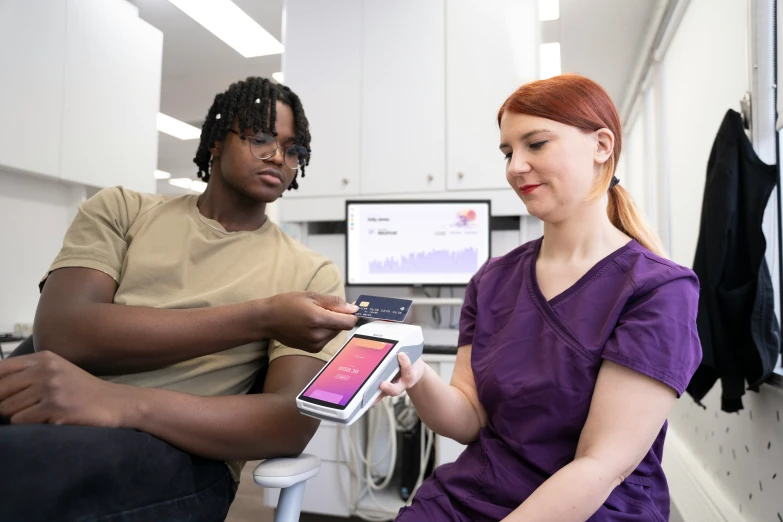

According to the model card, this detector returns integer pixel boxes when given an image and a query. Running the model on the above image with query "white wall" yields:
[659,0,749,267]
[672,381,783,520]
[624,106,647,217]
[0,169,85,333]
[642,1,783,520]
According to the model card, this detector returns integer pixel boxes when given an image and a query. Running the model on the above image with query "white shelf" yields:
[409,297,463,306]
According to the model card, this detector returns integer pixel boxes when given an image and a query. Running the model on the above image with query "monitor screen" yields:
[346,200,491,286]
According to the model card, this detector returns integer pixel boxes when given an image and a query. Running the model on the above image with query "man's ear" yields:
[209,140,222,160]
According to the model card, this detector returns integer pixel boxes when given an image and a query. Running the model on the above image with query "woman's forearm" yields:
[502,456,621,522]
[406,364,483,444]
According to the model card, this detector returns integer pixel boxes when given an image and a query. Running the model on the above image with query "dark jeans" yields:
[0,425,236,522]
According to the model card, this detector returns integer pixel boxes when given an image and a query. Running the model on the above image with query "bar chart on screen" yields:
[346,201,490,285]
[368,248,479,274]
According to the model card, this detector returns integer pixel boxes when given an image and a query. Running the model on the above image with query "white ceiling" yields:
[557,0,661,105]
[135,0,662,190]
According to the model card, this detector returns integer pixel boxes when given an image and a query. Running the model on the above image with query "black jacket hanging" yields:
[686,109,781,412]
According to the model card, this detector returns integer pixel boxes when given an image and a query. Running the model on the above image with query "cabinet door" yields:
[446,0,539,191]
[283,0,362,198]
[0,0,66,178]
[360,0,446,195]
[60,0,161,193]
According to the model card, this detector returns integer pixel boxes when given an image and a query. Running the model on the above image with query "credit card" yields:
[353,295,412,322]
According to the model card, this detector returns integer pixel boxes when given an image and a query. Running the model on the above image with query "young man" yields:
[0,77,357,521]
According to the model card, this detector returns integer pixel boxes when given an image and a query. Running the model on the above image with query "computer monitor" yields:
[346,200,491,286]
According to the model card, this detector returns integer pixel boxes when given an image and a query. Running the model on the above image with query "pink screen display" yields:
[302,336,396,407]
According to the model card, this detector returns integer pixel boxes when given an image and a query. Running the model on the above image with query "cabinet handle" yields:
[342,178,350,185]
[427,174,434,182]
[457,171,465,180]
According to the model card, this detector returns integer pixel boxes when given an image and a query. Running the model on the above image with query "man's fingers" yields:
[9,402,48,425]
[0,386,39,418]
[0,368,34,402]
[0,357,31,380]
[311,293,359,314]
[318,310,359,331]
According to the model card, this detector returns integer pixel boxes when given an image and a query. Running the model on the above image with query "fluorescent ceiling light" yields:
[539,0,559,21]
[157,113,201,140]
[154,169,172,180]
[539,42,561,79]
[191,180,208,193]
[272,72,284,84]
[168,178,194,189]
[168,178,208,193]
[167,0,283,58]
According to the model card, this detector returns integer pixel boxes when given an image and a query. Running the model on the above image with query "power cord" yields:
[337,396,435,521]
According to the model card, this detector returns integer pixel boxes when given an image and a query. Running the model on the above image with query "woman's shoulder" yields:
[617,241,699,297]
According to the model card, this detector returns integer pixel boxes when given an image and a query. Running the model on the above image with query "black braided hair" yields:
[193,77,311,190]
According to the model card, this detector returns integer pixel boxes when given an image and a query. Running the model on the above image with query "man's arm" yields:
[34,267,357,375]
[0,351,324,461]
[123,355,324,460]
[35,267,260,374]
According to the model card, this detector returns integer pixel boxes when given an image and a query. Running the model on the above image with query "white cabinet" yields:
[445,0,539,191]
[279,0,541,219]
[59,0,161,193]
[283,0,362,198]
[360,0,446,195]
[0,0,67,178]
[0,0,161,193]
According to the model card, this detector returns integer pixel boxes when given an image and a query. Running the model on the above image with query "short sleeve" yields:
[269,261,348,364]
[458,262,488,347]
[602,272,703,396]
[40,187,145,289]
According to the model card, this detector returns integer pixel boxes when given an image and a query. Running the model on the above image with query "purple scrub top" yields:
[397,237,702,522]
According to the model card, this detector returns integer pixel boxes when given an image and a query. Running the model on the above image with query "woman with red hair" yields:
[384,75,702,521]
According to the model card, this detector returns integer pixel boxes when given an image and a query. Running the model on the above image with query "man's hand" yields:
[259,291,359,352]
[0,351,130,427]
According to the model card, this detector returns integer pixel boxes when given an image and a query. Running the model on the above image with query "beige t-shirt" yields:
[42,187,346,479]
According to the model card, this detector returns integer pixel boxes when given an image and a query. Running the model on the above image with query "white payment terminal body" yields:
[296,322,423,425]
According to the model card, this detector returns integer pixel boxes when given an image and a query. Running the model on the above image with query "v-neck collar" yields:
[529,236,635,307]
[525,237,635,357]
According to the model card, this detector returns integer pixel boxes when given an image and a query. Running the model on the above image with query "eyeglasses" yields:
[228,129,308,170]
